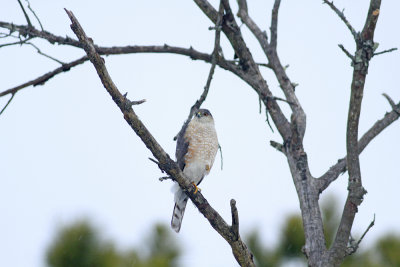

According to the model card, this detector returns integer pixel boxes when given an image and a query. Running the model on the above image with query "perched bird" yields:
[171,109,219,233]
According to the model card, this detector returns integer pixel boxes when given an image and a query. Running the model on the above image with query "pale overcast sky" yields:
[1,1,399,267]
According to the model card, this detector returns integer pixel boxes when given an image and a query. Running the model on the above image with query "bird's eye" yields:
[204,113,208,116]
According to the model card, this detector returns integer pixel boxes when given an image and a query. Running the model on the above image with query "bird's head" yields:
[194,109,214,123]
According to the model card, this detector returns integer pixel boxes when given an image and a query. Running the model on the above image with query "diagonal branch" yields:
[17,0,32,27]
[318,95,400,192]
[25,0,44,31]
[26,42,65,64]
[0,92,17,116]
[0,56,88,98]
[237,0,305,140]
[64,8,255,267]
[237,0,269,53]
[338,44,355,61]
[346,214,375,256]
[323,0,358,40]
[195,0,291,140]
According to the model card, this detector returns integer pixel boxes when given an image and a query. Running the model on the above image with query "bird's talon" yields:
[192,182,201,194]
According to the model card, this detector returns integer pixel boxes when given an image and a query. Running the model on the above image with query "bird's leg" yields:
[191,182,201,194]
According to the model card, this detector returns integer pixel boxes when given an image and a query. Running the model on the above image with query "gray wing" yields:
[175,121,190,171]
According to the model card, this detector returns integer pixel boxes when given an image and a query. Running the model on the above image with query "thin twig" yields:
[383,93,400,115]
[148,157,160,165]
[0,55,88,98]
[323,0,358,40]
[374,47,398,56]
[268,96,296,107]
[346,214,375,255]
[0,42,241,99]
[226,59,272,69]
[265,106,274,133]
[0,36,33,48]
[196,1,224,105]
[338,44,355,61]
[0,92,16,116]
[355,214,375,246]
[174,1,224,141]
[17,0,32,28]
[26,42,65,64]
[25,0,44,31]
[237,0,269,52]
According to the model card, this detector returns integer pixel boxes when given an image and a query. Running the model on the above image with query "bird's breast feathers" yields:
[183,120,218,183]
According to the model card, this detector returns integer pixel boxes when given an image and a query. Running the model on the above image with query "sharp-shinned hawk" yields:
[171,109,219,233]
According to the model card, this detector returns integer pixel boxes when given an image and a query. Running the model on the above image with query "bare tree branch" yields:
[338,44,355,61]
[174,1,224,141]
[17,0,32,28]
[270,0,281,49]
[0,21,81,46]
[270,140,284,153]
[346,214,375,256]
[64,8,255,267]
[238,1,328,263]
[328,0,381,264]
[0,56,88,98]
[0,36,34,48]
[25,0,44,31]
[318,95,400,192]
[323,0,358,40]
[237,0,269,53]
[230,199,239,240]
[238,0,305,140]
[26,42,65,64]
[0,44,227,99]
[1,17,292,139]
[196,0,292,140]
[0,92,16,116]
[374,47,398,56]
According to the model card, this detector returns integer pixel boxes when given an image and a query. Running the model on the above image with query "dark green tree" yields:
[46,220,180,267]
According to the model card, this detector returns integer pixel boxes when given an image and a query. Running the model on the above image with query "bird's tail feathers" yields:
[171,188,188,233]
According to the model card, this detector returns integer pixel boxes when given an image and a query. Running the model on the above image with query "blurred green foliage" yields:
[46,196,400,267]
[46,221,180,267]
[246,196,400,267]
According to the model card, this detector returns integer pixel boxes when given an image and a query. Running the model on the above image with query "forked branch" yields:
[318,94,400,192]
[328,0,381,264]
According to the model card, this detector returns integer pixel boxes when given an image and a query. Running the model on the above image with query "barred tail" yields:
[171,188,188,233]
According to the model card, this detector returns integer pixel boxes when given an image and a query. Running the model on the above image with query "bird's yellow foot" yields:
[192,182,201,194]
